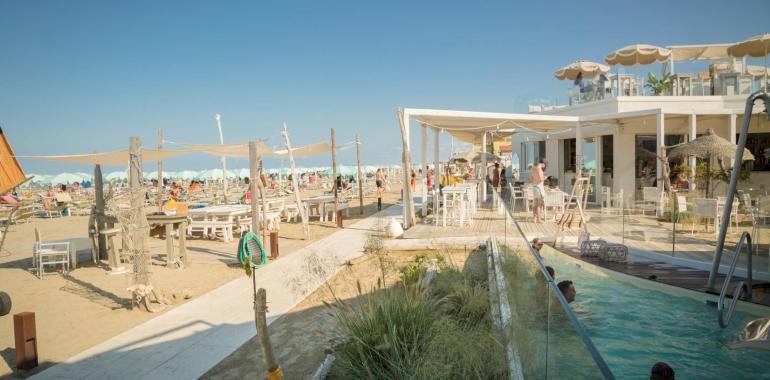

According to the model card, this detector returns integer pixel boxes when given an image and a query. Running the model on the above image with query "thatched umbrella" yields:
[668,128,754,197]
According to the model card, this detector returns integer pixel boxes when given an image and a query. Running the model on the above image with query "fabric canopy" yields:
[728,34,770,58]
[667,44,731,61]
[16,148,193,166]
[605,44,671,66]
[0,128,27,193]
[554,60,610,80]
[176,140,271,158]
[272,141,332,157]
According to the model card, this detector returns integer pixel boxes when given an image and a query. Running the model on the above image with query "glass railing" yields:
[494,190,615,379]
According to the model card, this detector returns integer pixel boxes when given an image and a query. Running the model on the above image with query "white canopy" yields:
[667,44,731,61]
[406,108,578,144]
[16,148,192,166]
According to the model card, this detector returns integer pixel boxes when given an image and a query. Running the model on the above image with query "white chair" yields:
[692,198,718,236]
[544,191,566,221]
[510,185,527,214]
[32,227,70,279]
[675,195,689,228]
[717,196,739,233]
[283,203,300,223]
[638,187,659,216]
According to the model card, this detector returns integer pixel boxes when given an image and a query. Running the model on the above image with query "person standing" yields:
[530,159,547,223]
[375,168,385,210]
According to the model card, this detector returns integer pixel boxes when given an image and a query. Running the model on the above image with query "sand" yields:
[0,188,402,378]
[200,247,480,380]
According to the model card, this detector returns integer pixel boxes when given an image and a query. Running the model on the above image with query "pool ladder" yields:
[717,232,753,328]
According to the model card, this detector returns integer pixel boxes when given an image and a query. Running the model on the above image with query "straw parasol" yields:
[668,128,754,197]
[605,44,671,66]
[728,33,770,90]
[554,60,610,80]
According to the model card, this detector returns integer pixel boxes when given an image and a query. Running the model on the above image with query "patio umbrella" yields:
[728,33,770,90]
[604,44,671,66]
[464,151,501,163]
[668,128,754,197]
[554,60,610,80]
[50,172,85,185]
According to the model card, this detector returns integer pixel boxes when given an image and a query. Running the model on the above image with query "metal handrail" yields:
[717,231,753,328]
[498,189,615,379]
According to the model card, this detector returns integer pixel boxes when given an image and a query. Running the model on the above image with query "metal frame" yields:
[717,232,753,328]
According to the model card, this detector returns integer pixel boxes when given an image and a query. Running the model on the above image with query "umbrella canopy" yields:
[463,151,501,163]
[728,33,770,88]
[50,172,87,185]
[668,128,755,161]
[554,60,610,80]
[605,44,671,66]
[197,168,238,180]
[105,171,128,181]
[27,174,51,185]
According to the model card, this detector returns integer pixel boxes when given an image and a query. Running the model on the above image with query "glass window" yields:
[744,133,770,171]
[563,138,576,172]
[602,135,614,174]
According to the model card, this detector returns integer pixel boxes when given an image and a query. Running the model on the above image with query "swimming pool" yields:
[532,245,770,379]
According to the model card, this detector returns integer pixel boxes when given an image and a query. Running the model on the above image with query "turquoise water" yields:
[539,247,770,380]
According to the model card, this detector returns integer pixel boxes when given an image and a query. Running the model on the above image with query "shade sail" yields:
[554,60,610,80]
[605,44,671,66]
[272,141,332,157]
[16,148,193,166]
[177,141,272,158]
[728,34,770,58]
[667,44,731,61]
[0,128,27,193]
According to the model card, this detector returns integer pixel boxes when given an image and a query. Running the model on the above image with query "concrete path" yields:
[33,205,402,380]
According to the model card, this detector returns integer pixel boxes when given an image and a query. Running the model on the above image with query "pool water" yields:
[539,247,770,380]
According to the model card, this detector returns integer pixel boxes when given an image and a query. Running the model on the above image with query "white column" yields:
[433,129,440,218]
[481,132,487,204]
[420,125,428,216]
[729,113,737,144]
[595,135,603,205]
[401,111,411,228]
[656,111,665,196]
[689,113,697,179]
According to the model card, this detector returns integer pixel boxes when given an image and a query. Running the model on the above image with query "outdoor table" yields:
[305,195,336,221]
[145,214,188,267]
[441,185,472,227]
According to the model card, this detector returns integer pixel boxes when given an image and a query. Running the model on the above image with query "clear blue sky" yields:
[1,0,768,174]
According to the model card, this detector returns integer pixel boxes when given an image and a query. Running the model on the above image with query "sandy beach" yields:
[0,188,401,378]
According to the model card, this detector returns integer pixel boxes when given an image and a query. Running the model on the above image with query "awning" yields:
[0,128,26,193]
[667,44,732,61]
[406,108,578,144]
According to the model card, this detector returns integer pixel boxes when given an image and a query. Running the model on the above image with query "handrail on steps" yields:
[717,231,753,328]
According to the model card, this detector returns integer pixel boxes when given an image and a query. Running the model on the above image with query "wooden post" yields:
[356,133,364,215]
[157,128,163,210]
[248,141,259,235]
[129,136,146,257]
[254,287,280,378]
[282,123,309,239]
[257,160,269,247]
[331,128,339,227]
[215,114,228,204]
[14,312,37,370]
[94,164,108,260]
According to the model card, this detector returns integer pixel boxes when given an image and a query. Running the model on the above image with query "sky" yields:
[1,0,768,175]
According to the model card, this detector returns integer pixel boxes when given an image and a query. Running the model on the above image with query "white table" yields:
[441,185,474,227]
[305,196,336,222]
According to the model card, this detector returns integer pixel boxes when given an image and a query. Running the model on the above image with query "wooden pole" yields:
[94,164,107,260]
[282,123,309,239]
[129,136,144,255]
[254,287,280,377]
[248,141,259,235]
[355,133,364,215]
[156,128,163,210]
[215,114,228,204]
[331,128,339,227]
[257,159,269,247]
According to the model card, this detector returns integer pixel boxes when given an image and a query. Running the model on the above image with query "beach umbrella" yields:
[728,33,770,90]
[28,174,51,185]
[75,172,93,182]
[197,168,236,180]
[605,44,671,66]
[554,60,610,80]
[105,171,128,181]
[50,172,85,185]
[668,128,754,197]
[463,151,501,163]
[175,170,199,180]
[236,168,251,178]
[145,171,159,180]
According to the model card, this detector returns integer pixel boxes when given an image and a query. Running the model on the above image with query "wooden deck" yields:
[402,202,770,307]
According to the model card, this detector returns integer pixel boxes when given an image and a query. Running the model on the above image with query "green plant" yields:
[645,72,672,96]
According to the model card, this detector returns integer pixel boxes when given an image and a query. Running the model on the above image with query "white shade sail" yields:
[605,44,671,66]
[667,44,731,61]
[16,148,192,166]
[554,60,610,80]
